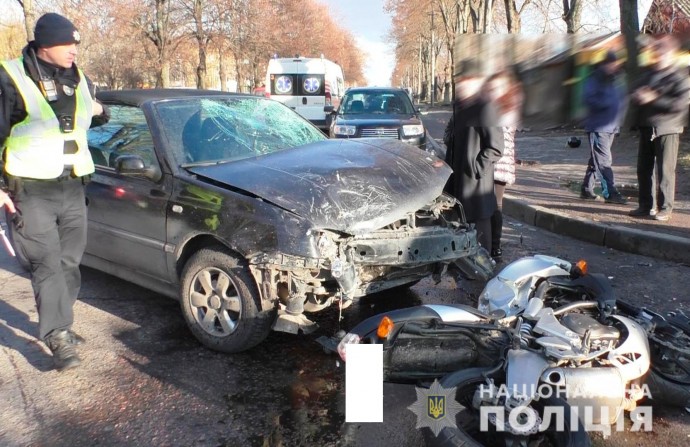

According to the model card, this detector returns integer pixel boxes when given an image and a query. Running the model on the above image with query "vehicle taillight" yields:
[325,90,332,106]
[337,333,361,362]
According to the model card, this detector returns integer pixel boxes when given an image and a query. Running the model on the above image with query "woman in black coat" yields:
[443,76,504,255]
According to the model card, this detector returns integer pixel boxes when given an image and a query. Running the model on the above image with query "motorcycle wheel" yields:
[648,325,690,386]
[426,367,592,447]
[644,369,690,410]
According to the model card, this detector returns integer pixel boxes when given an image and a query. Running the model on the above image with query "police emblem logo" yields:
[73,30,81,43]
[427,396,445,420]
[408,379,463,437]
[63,85,75,96]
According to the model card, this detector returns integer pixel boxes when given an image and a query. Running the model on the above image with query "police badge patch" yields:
[408,379,463,437]
[63,85,75,96]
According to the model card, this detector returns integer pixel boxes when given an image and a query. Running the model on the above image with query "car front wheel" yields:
[180,247,274,353]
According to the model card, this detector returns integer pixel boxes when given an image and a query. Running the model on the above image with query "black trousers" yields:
[471,218,492,255]
[637,129,679,212]
[9,177,87,341]
[491,182,507,251]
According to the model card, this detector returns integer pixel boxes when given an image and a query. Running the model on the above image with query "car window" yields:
[87,105,158,170]
[340,91,415,115]
[269,74,325,97]
[153,96,327,166]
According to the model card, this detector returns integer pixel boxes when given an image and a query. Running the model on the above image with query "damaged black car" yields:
[83,89,489,353]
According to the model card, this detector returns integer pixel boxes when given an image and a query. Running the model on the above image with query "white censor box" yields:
[345,344,383,422]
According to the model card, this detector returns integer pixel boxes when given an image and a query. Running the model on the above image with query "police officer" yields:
[0,13,108,371]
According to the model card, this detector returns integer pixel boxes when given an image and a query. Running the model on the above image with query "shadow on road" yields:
[68,265,430,446]
[0,300,52,372]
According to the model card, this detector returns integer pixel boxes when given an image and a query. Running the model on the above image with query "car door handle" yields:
[150,189,166,198]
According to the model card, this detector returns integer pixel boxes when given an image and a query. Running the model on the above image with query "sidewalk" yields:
[504,129,690,264]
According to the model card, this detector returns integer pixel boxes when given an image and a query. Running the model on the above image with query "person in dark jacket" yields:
[580,50,627,205]
[629,35,690,221]
[0,13,108,371]
[443,72,504,255]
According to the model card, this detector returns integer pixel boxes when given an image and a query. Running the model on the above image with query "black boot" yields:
[46,330,81,371]
[491,248,503,264]
[68,330,86,345]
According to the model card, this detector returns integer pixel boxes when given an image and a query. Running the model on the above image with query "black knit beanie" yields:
[34,13,81,48]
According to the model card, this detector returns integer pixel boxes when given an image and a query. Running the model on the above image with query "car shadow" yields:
[73,265,356,446]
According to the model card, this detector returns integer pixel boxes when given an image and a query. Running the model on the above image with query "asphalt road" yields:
[1,113,689,446]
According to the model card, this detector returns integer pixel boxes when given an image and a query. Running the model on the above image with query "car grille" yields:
[360,128,399,139]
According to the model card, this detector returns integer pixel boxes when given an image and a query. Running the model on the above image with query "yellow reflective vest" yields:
[1,57,95,179]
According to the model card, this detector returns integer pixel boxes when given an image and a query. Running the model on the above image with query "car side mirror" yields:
[114,154,162,182]
[324,105,335,114]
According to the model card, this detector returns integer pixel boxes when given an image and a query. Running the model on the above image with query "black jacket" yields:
[633,65,690,137]
[443,97,504,222]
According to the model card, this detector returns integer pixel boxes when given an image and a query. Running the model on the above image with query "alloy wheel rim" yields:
[189,267,242,336]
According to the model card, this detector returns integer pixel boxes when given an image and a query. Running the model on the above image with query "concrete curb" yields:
[503,195,690,265]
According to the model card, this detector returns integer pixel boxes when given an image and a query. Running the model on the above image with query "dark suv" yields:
[327,87,427,149]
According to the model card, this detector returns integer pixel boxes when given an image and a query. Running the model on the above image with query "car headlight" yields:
[334,124,356,136]
[402,124,424,137]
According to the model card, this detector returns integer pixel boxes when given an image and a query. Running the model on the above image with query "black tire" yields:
[427,367,592,447]
[644,369,690,409]
[180,246,275,353]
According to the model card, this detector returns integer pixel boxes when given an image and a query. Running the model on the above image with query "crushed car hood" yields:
[187,139,451,233]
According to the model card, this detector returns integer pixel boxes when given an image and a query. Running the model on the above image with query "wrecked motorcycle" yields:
[333,255,690,446]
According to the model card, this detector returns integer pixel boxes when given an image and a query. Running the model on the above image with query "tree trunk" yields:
[504,0,522,33]
[20,0,35,41]
[197,45,207,89]
[193,0,207,90]
[620,0,640,89]
[562,0,583,33]
[158,59,171,88]
[219,44,228,92]
[483,0,494,32]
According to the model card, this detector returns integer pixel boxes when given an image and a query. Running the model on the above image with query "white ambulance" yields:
[265,55,345,131]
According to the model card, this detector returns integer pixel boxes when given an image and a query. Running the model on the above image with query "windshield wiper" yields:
[180,160,233,168]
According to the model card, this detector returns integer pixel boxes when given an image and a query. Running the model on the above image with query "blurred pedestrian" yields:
[443,64,504,255]
[629,35,690,221]
[0,13,108,371]
[580,50,628,205]
[485,71,523,263]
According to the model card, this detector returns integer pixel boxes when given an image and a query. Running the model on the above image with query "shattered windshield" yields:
[153,96,326,166]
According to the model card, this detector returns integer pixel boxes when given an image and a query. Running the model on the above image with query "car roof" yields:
[95,89,242,107]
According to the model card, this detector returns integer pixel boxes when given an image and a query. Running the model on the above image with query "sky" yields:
[319,0,395,86]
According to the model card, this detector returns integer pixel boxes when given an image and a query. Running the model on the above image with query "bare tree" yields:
[180,0,213,89]
[15,0,35,41]
[133,0,186,87]
[504,0,533,33]
[562,0,583,32]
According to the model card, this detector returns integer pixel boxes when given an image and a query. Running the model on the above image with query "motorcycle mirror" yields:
[572,259,588,277]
